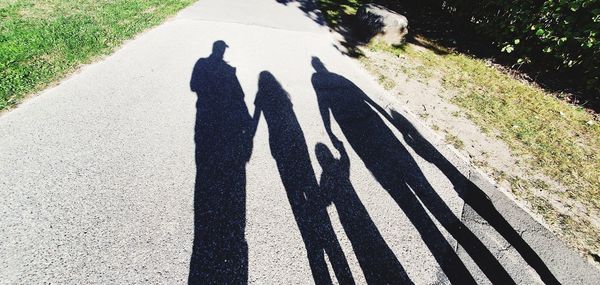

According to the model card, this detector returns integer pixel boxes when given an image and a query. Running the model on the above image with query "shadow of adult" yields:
[311,56,515,284]
[188,41,253,284]
[316,142,413,284]
[253,71,354,285]
[388,111,560,285]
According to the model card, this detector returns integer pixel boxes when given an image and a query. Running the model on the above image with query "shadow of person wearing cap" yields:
[188,40,253,284]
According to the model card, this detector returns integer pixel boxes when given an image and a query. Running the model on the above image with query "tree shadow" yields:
[274,0,365,57]
[188,41,253,284]
[253,71,354,284]
[275,0,417,57]
[315,142,413,284]
[311,56,524,284]
[388,110,561,285]
[276,0,326,25]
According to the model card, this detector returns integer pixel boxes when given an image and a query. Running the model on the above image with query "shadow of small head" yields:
[211,40,229,59]
[315,143,335,170]
[311,56,328,72]
[258,71,276,89]
[258,71,291,101]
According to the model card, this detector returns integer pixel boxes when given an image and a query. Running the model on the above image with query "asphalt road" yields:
[1,0,598,284]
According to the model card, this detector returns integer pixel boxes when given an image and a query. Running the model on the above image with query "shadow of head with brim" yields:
[311,55,521,284]
[315,142,413,284]
[253,70,354,285]
[188,40,254,284]
[388,110,561,285]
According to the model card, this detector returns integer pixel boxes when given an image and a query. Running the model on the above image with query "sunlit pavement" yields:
[1,1,598,284]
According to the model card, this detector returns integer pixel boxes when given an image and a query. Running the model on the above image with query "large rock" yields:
[356,3,408,46]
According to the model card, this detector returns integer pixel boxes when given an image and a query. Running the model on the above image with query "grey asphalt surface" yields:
[1,0,599,284]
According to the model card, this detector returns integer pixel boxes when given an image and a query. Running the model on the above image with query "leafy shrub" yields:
[444,0,600,101]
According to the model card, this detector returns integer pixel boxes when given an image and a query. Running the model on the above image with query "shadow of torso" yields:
[254,72,354,284]
[189,55,252,284]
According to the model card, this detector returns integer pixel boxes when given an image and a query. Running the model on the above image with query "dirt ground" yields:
[357,45,600,266]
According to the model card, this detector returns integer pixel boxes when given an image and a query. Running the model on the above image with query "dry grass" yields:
[370,40,600,258]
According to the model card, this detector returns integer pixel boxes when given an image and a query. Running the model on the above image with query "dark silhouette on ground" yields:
[185,41,559,284]
[388,110,561,285]
[316,142,413,284]
[188,41,253,284]
[253,71,354,285]
[312,56,517,284]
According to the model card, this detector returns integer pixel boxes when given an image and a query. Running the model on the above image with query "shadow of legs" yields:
[389,110,560,285]
[316,142,413,284]
[255,71,354,284]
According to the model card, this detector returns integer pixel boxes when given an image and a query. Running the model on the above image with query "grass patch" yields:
[507,175,600,254]
[317,0,362,26]
[373,40,600,255]
[0,0,195,110]
[377,41,600,202]
[444,132,464,150]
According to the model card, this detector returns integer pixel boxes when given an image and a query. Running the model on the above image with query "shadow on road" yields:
[275,0,365,56]
[186,40,558,285]
[188,40,253,284]
[253,71,354,284]
[312,56,520,284]
[276,0,325,25]
[388,111,561,285]
[316,141,413,284]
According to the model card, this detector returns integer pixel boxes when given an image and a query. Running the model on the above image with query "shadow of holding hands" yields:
[253,71,354,285]
[186,40,558,284]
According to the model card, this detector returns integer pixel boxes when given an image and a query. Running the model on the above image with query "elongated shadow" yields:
[253,71,354,285]
[311,56,516,284]
[316,142,413,284]
[388,111,561,285]
[188,41,253,284]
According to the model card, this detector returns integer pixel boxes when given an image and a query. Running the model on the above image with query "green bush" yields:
[445,0,600,99]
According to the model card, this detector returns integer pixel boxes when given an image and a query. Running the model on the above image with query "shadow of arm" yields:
[251,103,262,138]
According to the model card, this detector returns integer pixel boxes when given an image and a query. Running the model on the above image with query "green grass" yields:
[317,0,361,26]
[0,0,195,110]
[380,42,600,203]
